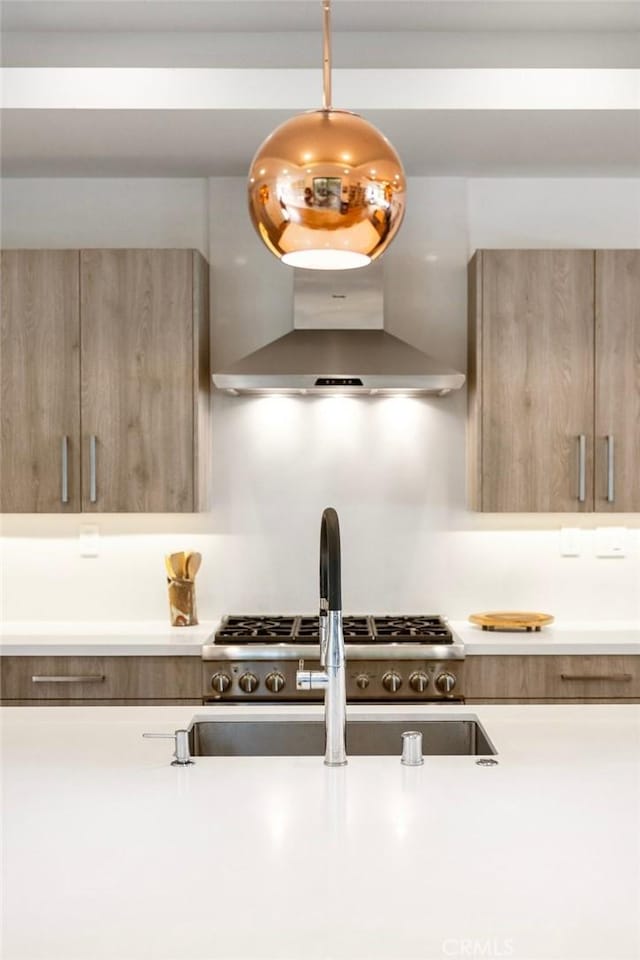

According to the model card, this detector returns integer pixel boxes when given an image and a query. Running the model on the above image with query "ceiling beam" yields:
[2,67,639,111]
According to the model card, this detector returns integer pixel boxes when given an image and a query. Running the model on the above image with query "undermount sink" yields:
[188,717,496,758]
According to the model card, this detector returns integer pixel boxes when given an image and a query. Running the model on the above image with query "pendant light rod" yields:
[322,0,332,110]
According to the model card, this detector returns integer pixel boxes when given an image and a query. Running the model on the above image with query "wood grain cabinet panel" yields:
[4,700,203,707]
[468,250,595,512]
[465,655,640,702]
[0,655,201,703]
[80,249,210,512]
[1,248,209,514]
[595,250,640,512]
[0,250,81,512]
[469,248,640,513]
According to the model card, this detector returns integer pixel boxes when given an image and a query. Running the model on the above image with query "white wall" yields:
[0,178,209,253]
[468,179,640,249]
[1,176,639,625]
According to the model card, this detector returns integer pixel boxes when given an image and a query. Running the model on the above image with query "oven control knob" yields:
[355,674,370,690]
[239,672,259,694]
[265,671,285,693]
[211,672,231,694]
[409,671,429,693]
[382,671,403,693]
[436,672,456,695]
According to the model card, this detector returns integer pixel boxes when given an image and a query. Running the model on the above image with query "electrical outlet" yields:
[79,524,100,558]
[595,527,627,558]
[560,527,582,557]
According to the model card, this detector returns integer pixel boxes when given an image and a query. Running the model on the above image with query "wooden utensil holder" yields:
[168,578,198,627]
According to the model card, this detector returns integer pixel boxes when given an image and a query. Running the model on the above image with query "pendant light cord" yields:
[322,0,332,110]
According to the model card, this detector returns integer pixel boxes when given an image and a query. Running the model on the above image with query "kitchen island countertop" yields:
[2,701,639,960]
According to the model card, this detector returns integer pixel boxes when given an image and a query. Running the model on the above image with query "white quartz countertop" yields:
[2,701,640,960]
[2,619,640,657]
[0,620,216,655]
[452,620,640,655]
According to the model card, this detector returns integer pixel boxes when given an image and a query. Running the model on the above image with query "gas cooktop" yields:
[214,614,454,645]
[203,613,465,701]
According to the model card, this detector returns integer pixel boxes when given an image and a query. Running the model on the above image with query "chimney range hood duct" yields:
[212,263,465,396]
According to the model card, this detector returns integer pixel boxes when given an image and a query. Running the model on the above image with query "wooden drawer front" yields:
[465,655,640,701]
[0,656,201,702]
[4,699,203,707]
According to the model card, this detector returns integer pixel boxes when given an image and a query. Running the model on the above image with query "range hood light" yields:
[247,1,406,270]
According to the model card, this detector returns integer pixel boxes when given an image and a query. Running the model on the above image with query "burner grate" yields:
[372,616,453,643]
[296,616,373,642]
[215,614,454,645]
[216,616,297,641]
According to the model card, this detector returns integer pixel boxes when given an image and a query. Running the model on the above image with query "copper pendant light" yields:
[248,0,406,270]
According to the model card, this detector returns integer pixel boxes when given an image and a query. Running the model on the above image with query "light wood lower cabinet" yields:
[0,656,201,704]
[465,655,640,703]
[4,654,637,705]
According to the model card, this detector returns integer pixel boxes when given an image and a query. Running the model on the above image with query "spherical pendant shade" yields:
[248,109,406,270]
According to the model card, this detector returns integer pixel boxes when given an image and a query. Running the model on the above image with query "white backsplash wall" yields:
[1,177,639,624]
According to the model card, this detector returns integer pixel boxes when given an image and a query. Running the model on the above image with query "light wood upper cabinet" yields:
[595,251,640,512]
[468,250,595,512]
[80,250,209,512]
[1,250,81,512]
[1,248,210,513]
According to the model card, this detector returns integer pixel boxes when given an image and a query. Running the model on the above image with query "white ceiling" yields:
[1,0,639,178]
[3,1,640,33]
[4,30,639,68]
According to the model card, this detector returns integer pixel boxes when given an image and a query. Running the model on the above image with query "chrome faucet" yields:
[296,507,347,766]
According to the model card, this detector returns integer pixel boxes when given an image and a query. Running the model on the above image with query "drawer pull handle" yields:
[31,675,106,683]
[560,673,632,682]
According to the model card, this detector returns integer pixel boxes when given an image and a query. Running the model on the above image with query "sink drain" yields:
[476,758,499,767]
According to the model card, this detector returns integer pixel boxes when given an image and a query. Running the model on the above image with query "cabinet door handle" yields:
[606,435,615,503]
[577,434,586,503]
[89,435,97,503]
[61,435,69,504]
[560,673,631,683]
[31,675,106,683]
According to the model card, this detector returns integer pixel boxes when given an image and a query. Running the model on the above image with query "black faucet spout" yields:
[320,507,342,611]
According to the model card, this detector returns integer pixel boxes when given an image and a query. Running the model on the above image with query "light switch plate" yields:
[595,526,627,558]
[560,527,582,557]
[79,524,100,558]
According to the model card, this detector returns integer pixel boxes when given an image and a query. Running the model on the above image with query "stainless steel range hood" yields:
[212,263,465,396]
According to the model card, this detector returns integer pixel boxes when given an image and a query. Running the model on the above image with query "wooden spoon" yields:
[168,551,186,580]
[186,552,202,581]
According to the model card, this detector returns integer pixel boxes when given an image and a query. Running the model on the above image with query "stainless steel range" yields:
[201,614,465,703]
